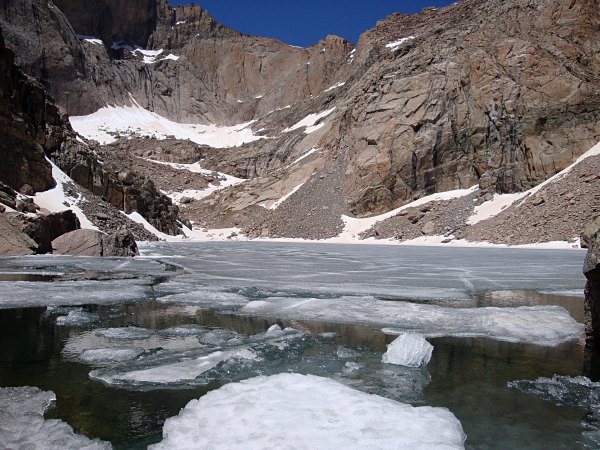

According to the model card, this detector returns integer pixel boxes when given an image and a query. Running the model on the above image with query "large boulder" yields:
[583,219,600,347]
[0,213,38,255]
[20,210,80,254]
[52,228,138,257]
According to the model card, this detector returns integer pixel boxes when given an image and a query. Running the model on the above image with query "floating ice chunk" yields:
[56,310,99,326]
[509,375,600,447]
[197,329,238,346]
[267,324,282,333]
[158,290,249,309]
[336,345,359,358]
[341,361,363,375]
[93,348,257,385]
[150,373,465,449]
[382,333,433,367]
[0,386,111,449]
[239,296,583,346]
[79,348,143,363]
[96,327,153,341]
[160,325,209,336]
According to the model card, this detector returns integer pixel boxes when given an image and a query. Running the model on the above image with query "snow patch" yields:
[150,373,466,449]
[270,182,305,209]
[324,81,346,92]
[337,186,477,240]
[283,107,335,134]
[382,333,433,367]
[33,159,98,230]
[291,147,319,165]
[386,36,416,51]
[70,96,263,147]
[77,35,103,46]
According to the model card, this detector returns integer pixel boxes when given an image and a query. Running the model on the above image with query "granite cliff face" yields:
[0,0,598,244]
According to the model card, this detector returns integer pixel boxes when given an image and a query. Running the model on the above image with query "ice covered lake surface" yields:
[0,241,598,449]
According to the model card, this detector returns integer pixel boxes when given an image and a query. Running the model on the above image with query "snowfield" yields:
[70,97,264,147]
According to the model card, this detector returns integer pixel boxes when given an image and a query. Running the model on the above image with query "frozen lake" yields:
[0,242,597,449]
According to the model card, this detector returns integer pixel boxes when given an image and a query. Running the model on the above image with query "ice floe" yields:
[79,348,144,364]
[56,309,100,326]
[0,386,111,449]
[150,373,466,449]
[0,280,151,309]
[87,326,304,388]
[239,296,583,346]
[509,375,600,447]
[382,333,433,367]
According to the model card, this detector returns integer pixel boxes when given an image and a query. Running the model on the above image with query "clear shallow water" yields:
[0,242,597,449]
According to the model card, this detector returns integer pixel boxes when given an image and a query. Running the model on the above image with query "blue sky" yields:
[169,1,455,47]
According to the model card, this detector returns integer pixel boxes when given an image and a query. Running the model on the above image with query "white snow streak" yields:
[386,36,416,51]
[283,107,335,134]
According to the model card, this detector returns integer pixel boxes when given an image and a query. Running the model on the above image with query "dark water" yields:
[0,243,595,449]
[0,298,594,449]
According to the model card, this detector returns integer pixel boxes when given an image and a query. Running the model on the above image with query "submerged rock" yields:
[584,219,600,347]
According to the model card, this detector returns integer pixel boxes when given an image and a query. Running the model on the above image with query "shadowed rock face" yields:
[53,0,158,48]
[584,222,600,347]
[0,27,53,193]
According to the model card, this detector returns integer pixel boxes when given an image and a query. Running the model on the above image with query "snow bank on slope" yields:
[468,140,600,225]
[240,296,583,346]
[70,97,263,147]
[337,186,477,240]
[0,386,111,449]
[283,107,336,134]
[150,373,465,450]
[33,158,98,230]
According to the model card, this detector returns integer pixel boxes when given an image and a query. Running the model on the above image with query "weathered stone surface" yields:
[584,221,600,347]
[101,229,139,256]
[20,210,80,254]
[51,228,104,256]
[52,228,138,257]
[0,213,38,255]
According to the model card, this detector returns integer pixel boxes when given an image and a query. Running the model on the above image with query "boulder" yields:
[0,213,38,255]
[51,228,104,256]
[51,228,138,257]
[20,210,81,253]
[583,221,600,347]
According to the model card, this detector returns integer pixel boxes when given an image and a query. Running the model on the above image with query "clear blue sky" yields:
[169,1,456,47]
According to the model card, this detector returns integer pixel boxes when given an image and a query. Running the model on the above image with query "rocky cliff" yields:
[0,0,598,243]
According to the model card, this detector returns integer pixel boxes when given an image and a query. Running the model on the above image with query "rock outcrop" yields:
[19,210,81,254]
[52,228,138,256]
[0,27,53,193]
[584,220,600,347]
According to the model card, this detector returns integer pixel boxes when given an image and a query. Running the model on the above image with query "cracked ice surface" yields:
[150,373,466,450]
[240,296,583,346]
[0,386,111,449]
